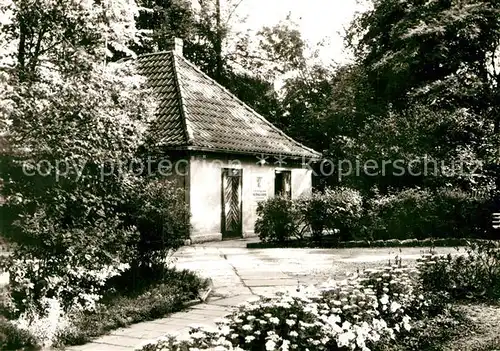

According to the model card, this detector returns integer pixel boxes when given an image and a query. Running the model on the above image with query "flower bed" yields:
[0,268,208,349]
[138,263,437,351]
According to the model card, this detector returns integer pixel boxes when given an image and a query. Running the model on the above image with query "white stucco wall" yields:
[189,154,313,243]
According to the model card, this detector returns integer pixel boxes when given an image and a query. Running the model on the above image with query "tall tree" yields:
[348,0,500,117]
[0,0,156,313]
[343,0,500,193]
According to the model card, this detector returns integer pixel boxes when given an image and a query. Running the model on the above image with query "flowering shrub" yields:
[13,297,70,348]
[357,263,435,323]
[7,254,131,315]
[137,264,431,351]
[417,240,500,300]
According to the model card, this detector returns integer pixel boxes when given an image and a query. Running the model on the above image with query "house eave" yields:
[155,144,322,161]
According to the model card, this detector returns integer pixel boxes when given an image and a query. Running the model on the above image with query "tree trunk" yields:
[214,0,223,81]
[17,20,27,82]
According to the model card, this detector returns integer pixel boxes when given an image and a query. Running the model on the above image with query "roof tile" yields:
[136,51,321,159]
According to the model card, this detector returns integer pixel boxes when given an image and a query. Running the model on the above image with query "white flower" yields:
[328,314,341,324]
[190,331,205,339]
[266,339,277,350]
[270,317,280,325]
[370,331,381,342]
[245,335,256,343]
[390,301,402,313]
[337,330,356,347]
[242,324,252,331]
[290,331,298,337]
[403,315,411,331]
[286,319,295,326]
[341,321,352,330]
[219,325,230,335]
[379,294,389,305]
[280,339,291,351]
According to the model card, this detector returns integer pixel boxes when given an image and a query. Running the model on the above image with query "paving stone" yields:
[237,272,289,279]
[123,321,172,332]
[251,286,297,297]
[209,294,257,307]
[135,329,172,340]
[148,318,191,328]
[110,327,147,338]
[163,316,217,325]
[185,308,232,318]
[91,334,144,348]
[190,303,233,312]
[168,312,217,321]
[66,342,135,351]
[108,324,169,339]
[174,327,193,340]
[213,287,253,297]
[243,278,298,287]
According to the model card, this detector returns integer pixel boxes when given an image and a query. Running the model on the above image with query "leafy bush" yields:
[362,187,494,241]
[254,196,304,243]
[54,268,208,347]
[418,240,500,301]
[298,187,363,242]
[0,60,155,319]
[432,188,494,239]
[126,180,190,268]
[255,188,362,244]
[0,318,40,351]
[363,188,434,241]
[2,217,136,315]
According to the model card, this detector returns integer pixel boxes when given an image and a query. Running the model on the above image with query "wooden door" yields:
[221,168,242,238]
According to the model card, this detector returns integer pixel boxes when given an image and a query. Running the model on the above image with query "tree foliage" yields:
[0,0,156,312]
[349,0,500,112]
[338,0,500,193]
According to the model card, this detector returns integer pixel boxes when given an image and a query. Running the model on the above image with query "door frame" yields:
[221,167,243,239]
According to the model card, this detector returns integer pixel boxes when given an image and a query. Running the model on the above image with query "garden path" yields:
[65,239,460,351]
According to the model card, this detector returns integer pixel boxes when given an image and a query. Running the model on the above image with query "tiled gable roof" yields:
[137,51,321,159]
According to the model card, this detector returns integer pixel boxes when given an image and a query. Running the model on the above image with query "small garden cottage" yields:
[137,38,321,243]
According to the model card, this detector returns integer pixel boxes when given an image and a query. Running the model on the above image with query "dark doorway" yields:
[275,170,291,198]
[221,168,242,238]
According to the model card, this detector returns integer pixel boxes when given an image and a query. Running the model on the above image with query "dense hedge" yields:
[361,188,495,241]
[254,187,496,245]
[247,237,471,249]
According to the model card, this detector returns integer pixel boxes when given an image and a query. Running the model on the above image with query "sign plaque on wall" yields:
[252,175,268,202]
